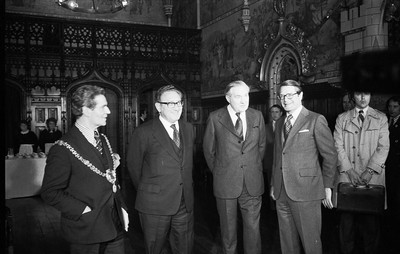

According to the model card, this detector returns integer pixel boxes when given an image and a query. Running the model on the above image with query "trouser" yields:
[139,195,194,254]
[216,183,262,254]
[339,212,381,254]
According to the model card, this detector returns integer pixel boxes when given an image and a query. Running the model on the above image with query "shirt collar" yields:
[75,121,97,145]
[227,104,246,119]
[159,115,179,131]
[287,105,303,123]
[355,106,369,116]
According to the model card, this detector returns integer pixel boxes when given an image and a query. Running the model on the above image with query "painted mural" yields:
[6,0,167,25]
[201,0,244,25]
[200,0,343,97]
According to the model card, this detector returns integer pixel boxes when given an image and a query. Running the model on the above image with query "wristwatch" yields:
[367,168,374,175]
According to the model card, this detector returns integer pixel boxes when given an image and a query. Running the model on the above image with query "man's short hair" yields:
[278,80,303,93]
[155,85,183,102]
[386,95,400,108]
[270,104,284,113]
[225,80,249,96]
[71,85,105,118]
[46,117,57,127]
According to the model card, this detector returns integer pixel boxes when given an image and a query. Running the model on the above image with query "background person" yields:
[384,95,400,252]
[263,104,284,210]
[14,119,38,154]
[334,90,389,254]
[38,117,62,153]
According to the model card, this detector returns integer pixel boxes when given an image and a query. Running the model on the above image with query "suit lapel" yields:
[218,107,239,138]
[283,107,309,147]
[69,127,107,172]
[152,119,180,162]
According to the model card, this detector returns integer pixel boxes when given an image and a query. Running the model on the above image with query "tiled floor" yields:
[5,180,399,254]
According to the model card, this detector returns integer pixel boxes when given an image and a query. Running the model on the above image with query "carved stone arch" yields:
[137,72,187,126]
[64,70,125,155]
[260,37,303,109]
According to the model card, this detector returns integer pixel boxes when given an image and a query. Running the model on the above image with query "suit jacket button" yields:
[180,183,183,185]
[238,140,241,143]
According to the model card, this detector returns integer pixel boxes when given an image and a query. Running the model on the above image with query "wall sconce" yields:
[240,0,251,33]
[26,111,32,123]
[163,0,173,27]
[55,0,129,14]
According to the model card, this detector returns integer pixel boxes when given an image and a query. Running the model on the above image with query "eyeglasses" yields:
[277,92,300,101]
[157,101,184,108]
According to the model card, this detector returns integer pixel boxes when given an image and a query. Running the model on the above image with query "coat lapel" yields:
[68,127,108,172]
[283,107,309,148]
[152,118,180,162]
[218,107,239,138]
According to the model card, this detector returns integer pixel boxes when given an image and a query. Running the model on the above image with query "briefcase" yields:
[337,182,385,214]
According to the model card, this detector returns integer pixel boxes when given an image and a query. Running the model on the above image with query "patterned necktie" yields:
[284,114,293,140]
[358,110,365,124]
[170,124,180,148]
[235,112,243,140]
[94,130,103,154]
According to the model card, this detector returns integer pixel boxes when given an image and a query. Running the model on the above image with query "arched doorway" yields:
[5,79,25,155]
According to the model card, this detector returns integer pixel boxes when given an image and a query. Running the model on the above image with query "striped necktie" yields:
[358,110,364,124]
[284,114,293,140]
[94,130,103,154]
[170,124,180,148]
[235,112,243,140]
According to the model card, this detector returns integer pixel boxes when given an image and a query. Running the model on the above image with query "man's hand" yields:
[360,169,373,185]
[346,168,362,186]
[121,208,129,231]
[322,188,333,209]
[112,153,121,169]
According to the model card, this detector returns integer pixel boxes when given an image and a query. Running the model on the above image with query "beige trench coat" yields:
[333,107,390,206]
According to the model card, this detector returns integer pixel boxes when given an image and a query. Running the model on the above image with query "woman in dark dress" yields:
[38,117,62,153]
[14,120,38,154]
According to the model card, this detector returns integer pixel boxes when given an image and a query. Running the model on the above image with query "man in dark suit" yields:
[41,85,128,254]
[127,85,195,254]
[385,95,400,251]
[203,80,266,254]
[270,80,337,254]
[263,104,283,209]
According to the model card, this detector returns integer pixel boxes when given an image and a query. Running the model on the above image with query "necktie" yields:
[235,112,243,140]
[389,118,393,127]
[170,124,180,148]
[94,130,103,154]
[358,110,364,124]
[284,114,293,140]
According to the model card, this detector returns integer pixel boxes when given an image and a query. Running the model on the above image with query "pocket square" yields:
[298,129,309,133]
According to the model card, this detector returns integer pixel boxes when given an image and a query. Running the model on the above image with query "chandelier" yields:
[56,0,129,14]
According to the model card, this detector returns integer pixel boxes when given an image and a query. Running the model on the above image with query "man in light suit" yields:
[41,85,128,254]
[270,80,337,254]
[127,85,195,254]
[203,80,266,254]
